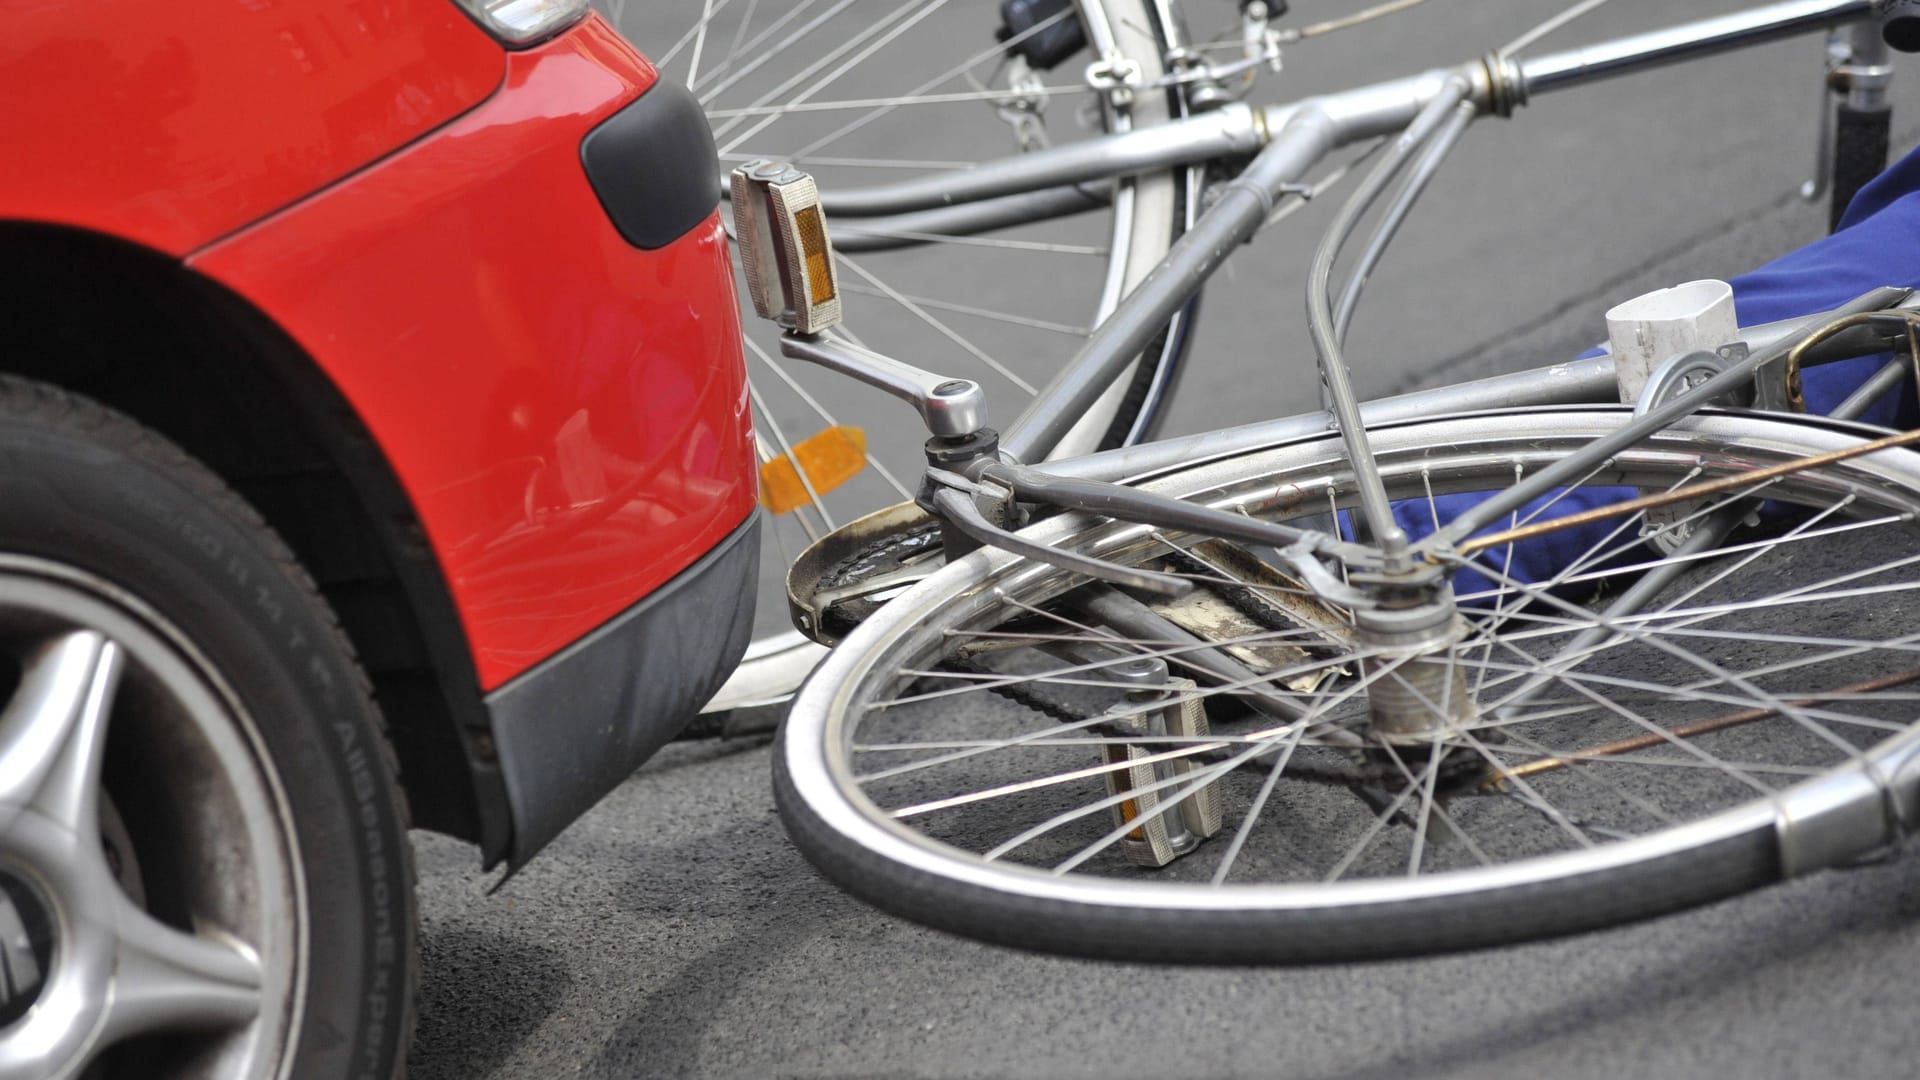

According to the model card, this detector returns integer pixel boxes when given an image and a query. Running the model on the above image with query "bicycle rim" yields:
[777,409,1920,962]
[611,1,1201,710]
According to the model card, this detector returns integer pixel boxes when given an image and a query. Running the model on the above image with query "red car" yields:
[0,1,755,1076]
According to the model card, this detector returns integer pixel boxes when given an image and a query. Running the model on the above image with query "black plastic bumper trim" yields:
[485,512,758,866]
[580,75,723,250]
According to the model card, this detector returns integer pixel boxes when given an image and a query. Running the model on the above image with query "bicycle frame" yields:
[878,6,1878,205]
[760,0,1920,957]
[995,0,1878,464]
[1039,297,1920,484]
[776,0,1885,486]
[823,2,1871,223]
[764,0,1909,661]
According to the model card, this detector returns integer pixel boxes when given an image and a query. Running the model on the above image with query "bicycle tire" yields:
[775,408,1920,963]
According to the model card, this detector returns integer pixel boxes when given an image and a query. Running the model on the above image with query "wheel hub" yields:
[1352,582,1475,742]
[0,867,55,1029]
[0,800,155,1076]
[0,559,294,1080]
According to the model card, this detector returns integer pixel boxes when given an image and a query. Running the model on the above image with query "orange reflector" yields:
[758,425,867,514]
[1104,746,1149,841]
[794,205,836,306]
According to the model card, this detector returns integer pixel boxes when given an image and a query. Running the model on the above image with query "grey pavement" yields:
[411,3,1920,1077]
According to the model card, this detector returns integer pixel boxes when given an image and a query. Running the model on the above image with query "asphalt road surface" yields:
[411,3,1920,1077]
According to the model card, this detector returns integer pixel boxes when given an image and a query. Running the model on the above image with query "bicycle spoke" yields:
[1374,738,1494,870]
[1457,471,1797,612]
[1046,655,1416,874]
[1208,720,1310,884]
[1471,463,1523,699]
[836,282,1088,335]
[742,335,914,502]
[1458,522,1920,703]
[832,227,1110,256]
[1458,649,1906,735]
[725,154,978,170]
[892,737,1237,820]
[652,0,745,71]
[718,0,761,81]
[710,84,1093,122]
[865,633,1394,784]
[1323,752,1433,882]
[695,0,855,106]
[888,630,1361,712]
[832,254,1038,392]
[982,739,1252,862]
[1446,453,1672,611]
[684,0,717,89]
[1452,729,1597,849]
[1044,753,1245,873]
[1471,741,1823,779]
[1505,501,1875,598]
[1394,733,1447,875]
[692,0,838,98]
[1466,559,1866,763]
[790,6,1078,160]
[715,0,954,153]
[1464,466,1698,645]
[859,731,1362,752]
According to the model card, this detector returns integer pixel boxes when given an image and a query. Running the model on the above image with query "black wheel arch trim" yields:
[0,223,510,860]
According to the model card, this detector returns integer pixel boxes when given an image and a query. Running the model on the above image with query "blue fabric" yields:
[1380,148,1920,599]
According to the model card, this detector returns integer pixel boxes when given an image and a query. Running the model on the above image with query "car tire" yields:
[0,375,415,1079]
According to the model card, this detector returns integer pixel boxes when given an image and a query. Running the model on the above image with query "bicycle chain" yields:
[1152,544,1307,637]
[936,652,1101,728]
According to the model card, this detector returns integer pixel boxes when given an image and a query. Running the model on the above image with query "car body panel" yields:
[190,15,757,690]
[2,0,505,256]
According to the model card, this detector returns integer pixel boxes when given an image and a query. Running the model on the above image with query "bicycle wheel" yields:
[776,408,1920,963]
[611,0,1202,711]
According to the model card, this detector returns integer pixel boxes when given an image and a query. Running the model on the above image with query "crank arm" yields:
[781,333,988,439]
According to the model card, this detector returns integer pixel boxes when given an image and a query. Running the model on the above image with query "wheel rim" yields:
[613,0,1197,706]
[782,410,1920,924]
[0,557,301,1080]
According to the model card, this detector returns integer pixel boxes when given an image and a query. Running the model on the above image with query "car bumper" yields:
[484,511,759,866]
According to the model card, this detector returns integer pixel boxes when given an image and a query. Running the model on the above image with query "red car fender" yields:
[2,0,504,255]
[190,16,758,689]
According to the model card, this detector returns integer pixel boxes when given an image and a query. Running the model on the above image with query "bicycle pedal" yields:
[1101,677,1223,868]
[731,161,841,335]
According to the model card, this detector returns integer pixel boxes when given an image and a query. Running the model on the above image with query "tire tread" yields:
[0,373,420,1073]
